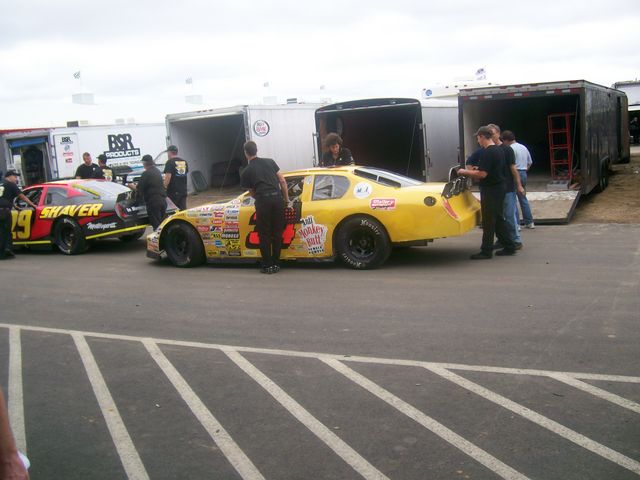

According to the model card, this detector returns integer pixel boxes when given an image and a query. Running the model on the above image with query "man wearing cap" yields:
[94,154,113,181]
[75,152,101,179]
[458,126,516,259]
[0,170,37,259]
[163,145,188,210]
[128,155,167,230]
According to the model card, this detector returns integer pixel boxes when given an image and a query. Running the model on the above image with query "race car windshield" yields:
[75,180,130,199]
[354,168,423,188]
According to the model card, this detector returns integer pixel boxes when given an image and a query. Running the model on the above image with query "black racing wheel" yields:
[163,222,205,267]
[53,217,87,255]
[335,216,391,269]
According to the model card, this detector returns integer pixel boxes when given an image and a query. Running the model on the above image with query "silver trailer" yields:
[314,98,459,182]
[458,80,630,222]
[165,104,319,193]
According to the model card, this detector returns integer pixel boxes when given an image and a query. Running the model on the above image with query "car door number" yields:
[12,209,33,240]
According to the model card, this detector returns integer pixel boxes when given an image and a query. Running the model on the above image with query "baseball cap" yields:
[4,170,20,177]
[97,154,107,162]
[167,145,178,153]
[141,154,155,165]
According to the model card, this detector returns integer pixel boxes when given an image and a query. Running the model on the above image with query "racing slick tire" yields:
[163,222,205,267]
[53,217,87,255]
[119,230,146,242]
[336,215,391,270]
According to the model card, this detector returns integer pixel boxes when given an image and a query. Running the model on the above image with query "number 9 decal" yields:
[11,210,33,240]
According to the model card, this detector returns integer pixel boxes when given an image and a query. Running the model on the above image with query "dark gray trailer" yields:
[315,98,459,182]
[458,80,630,223]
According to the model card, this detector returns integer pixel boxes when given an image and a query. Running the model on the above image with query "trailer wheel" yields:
[163,222,205,267]
[336,216,391,270]
[596,162,610,193]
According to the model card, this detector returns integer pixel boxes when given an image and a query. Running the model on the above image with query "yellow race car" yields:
[147,166,480,269]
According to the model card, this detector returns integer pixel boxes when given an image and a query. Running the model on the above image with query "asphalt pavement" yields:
[0,223,638,479]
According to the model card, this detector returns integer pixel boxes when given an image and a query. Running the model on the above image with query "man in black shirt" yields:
[458,126,516,259]
[0,170,37,259]
[240,141,290,273]
[320,133,355,167]
[75,152,101,179]
[163,145,188,210]
[94,154,114,181]
[128,155,167,230]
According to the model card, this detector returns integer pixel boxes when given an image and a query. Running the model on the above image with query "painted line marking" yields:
[72,334,149,480]
[547,373,640,414]
[427,366,640,475]
[143,340,265,480]
[224,349,389,480]
[8,327,26,454]
[1,323,638,384]
[323,358,530,480]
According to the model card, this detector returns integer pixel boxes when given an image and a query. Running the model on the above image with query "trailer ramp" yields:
[472,190,581,224]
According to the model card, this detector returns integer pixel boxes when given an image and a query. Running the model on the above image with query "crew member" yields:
[95,154,113,181]
[75,152,101,179]
[240,141,289,274]
[320,133,354,167]
[0,170,37,259]
[458,126,516,259]
[128,155,167,230]
[163,145,188,210]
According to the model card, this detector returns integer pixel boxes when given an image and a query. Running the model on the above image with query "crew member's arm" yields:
[17,194,36,209]
[511,164,525,194]
[163,173,171,189]
[0,390,29,479]
[277,172,289,203]
[457,167,487,180]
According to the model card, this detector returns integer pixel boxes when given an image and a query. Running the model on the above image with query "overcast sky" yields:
[1,0,638,129]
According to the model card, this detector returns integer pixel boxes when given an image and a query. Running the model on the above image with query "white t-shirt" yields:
[510,142,533,170]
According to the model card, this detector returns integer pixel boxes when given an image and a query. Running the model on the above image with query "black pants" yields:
[0,208,13,255]
[480,186,515,254]
[146,197,167,230]
[168,192,187,211]
[255,195,285,268]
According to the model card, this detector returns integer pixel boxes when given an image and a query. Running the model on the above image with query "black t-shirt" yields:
[137,167,166,203]
[240,157,281,196]
[478,145,505,188]
[163,157,189,195]
[500,143,516,192]
[75,163,101,179]
[0,180,22,208]
[321,147,354,167]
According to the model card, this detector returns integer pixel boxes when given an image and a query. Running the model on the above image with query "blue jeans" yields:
[517,170,533,225]
[503,191,521,243]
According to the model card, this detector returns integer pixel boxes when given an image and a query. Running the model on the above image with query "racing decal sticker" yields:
[39,203,103,219]
[197,225,210,233]
[242,249,259,257]
[370,198,396,210]
[353,182,372,199]
[11,210,34,240]
[226,240,241,256]
[86,221,117,231]
[253,120,270,137]
[298,215,328,255]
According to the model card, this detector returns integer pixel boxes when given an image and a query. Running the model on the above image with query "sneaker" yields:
[470,252,492,260]
[496,249,516,256]
[269,265,281,274]
[525,222,535,229]
[3,250,15,258]
[260,266,273,274]
[493,241,504,250]
[514,242,523,250]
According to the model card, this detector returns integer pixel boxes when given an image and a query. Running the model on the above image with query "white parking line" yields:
[427,366,640,476]
[8,327,26,454]
[323,358,530,480]
[224,349,390,480]
[547,373,640,414]
[143,340,265,480]
[72,334,150,480]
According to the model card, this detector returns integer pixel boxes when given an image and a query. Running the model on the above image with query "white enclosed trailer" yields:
[314,98,459,182]
[51,123,167,179]
[165,104,319,193]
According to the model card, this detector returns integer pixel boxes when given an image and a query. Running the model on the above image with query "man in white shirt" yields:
[502,130,534,229]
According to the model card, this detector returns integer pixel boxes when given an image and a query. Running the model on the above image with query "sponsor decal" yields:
[353,182,372,199]
[124,205,144,215]
[103,133,141,160]
[253,119,270,137]
[187,211,200,217]
[214,240,224,248]
[86,222,117,231]
[197,225,209,233]
[199,212,213,218]
[226,240,241,256]
[298,215,328,255]
[242,249,258,257]
[226,207,239,216]
[221,232,240,239]
[200,233,211,240]
[370,198,396,210]
[214,211,224,218]
[39,203,103,219]
[224,221,239,229]
[196,217,210,225]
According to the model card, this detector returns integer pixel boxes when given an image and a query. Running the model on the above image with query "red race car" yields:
[11,179,175,254]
